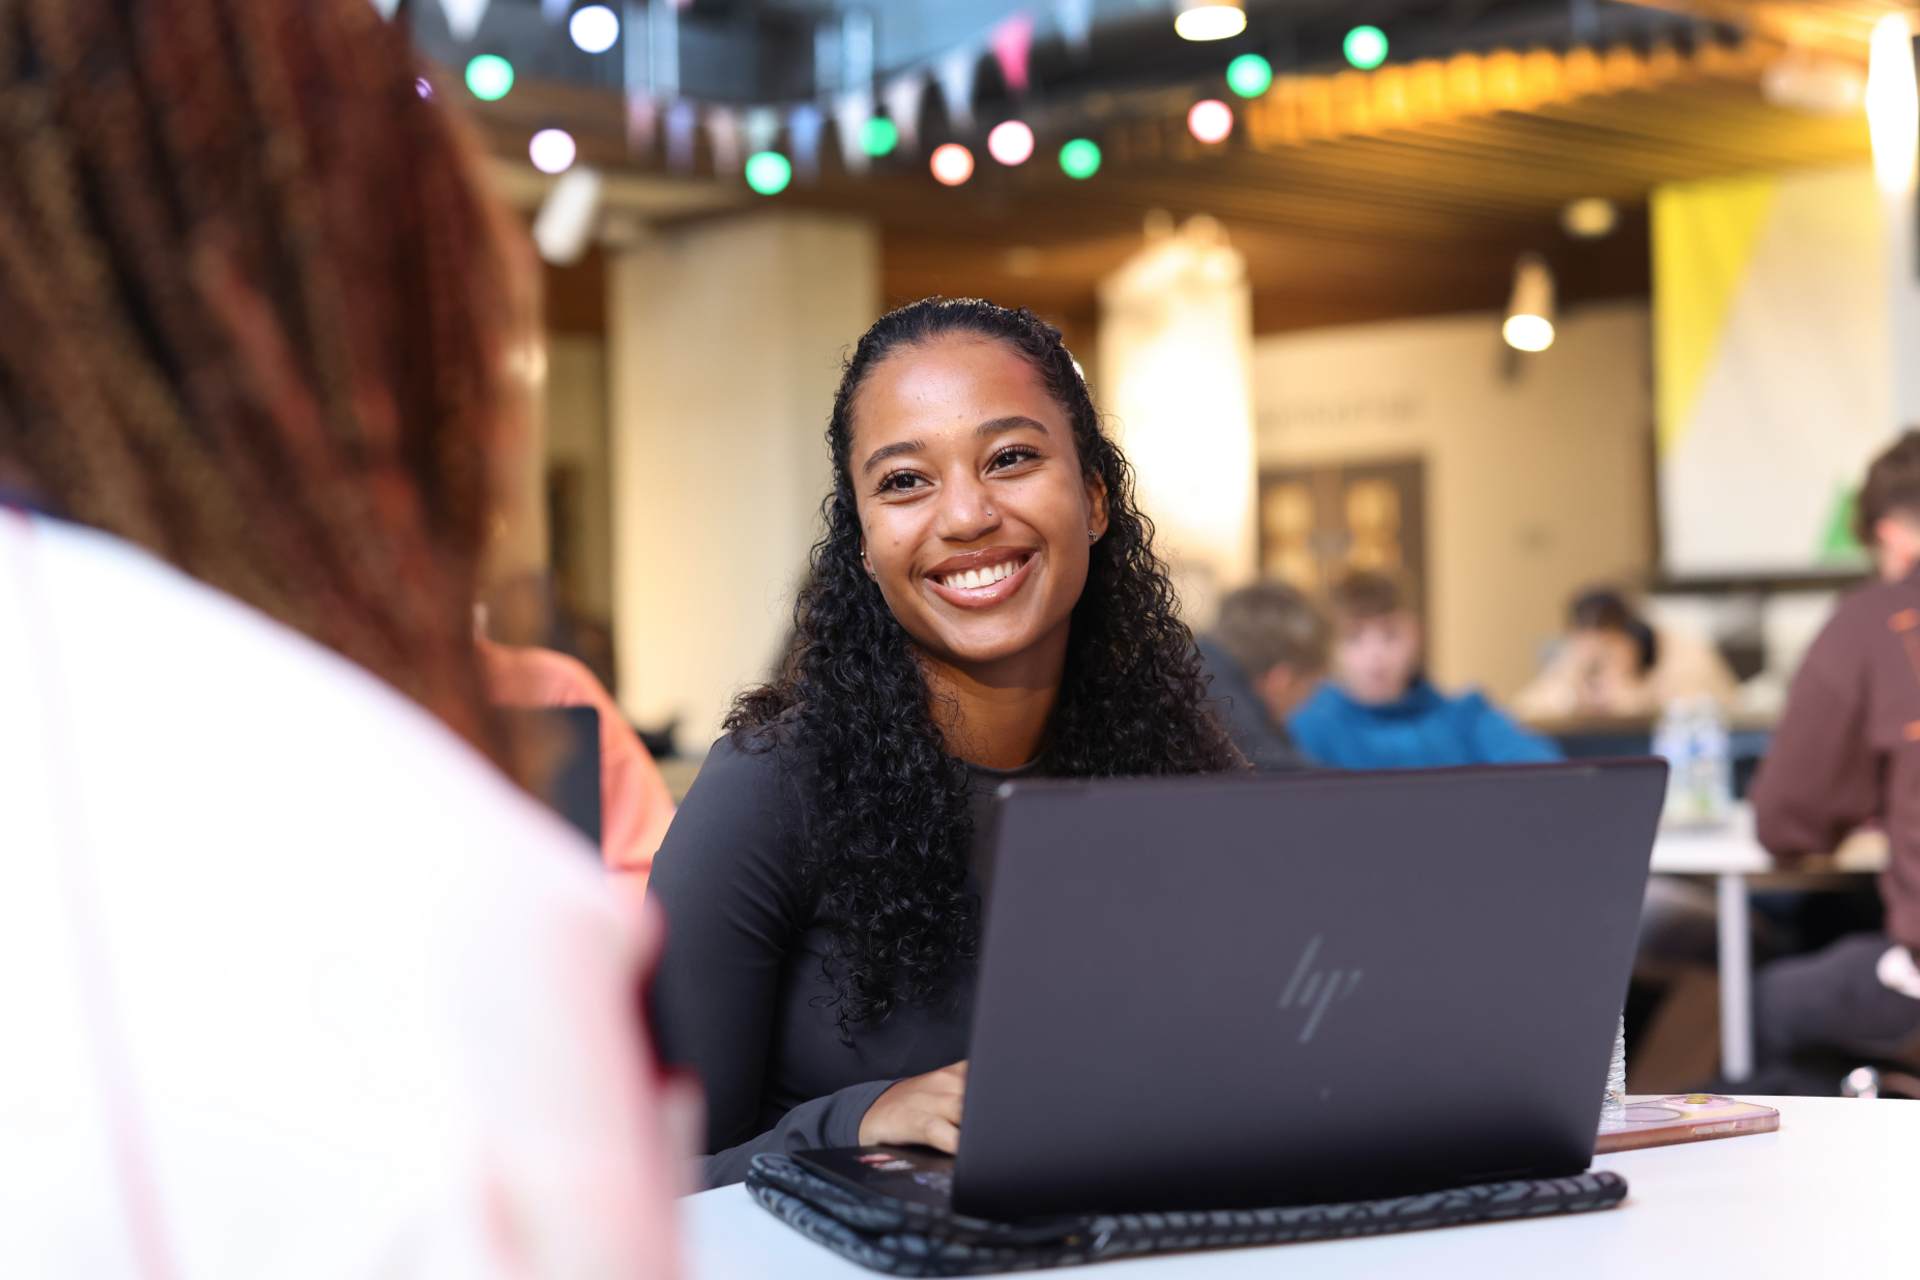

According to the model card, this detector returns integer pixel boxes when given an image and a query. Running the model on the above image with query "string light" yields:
[861,117,900,158]
[744,151,793,196]
[1187,99,1234,144]
[931,143,975,186]
[1344,25,1389,71]
[987,121,1035,166]
[1059,138,1102,179]
[1227,53,1273,98]
[529,128,577,175]
[465,54,515,102]
[415,77,433,100]
[569,4,620,55]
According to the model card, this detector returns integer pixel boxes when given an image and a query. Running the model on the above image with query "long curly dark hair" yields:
[729,297,1241,1036]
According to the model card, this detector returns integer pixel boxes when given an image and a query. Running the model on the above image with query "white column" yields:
[608,213,880,748]
[1096,216,1258,625]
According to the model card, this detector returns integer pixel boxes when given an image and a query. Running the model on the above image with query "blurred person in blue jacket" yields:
[1288,570,1559,770]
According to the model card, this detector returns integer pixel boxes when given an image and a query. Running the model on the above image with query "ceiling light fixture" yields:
[1503,253,1556,353]
[1174,0,1247,43]
[1561,197,1619,240]
[1867,13,1918,195]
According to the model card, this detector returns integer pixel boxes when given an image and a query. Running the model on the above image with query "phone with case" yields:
[1596,1094,1780,1154]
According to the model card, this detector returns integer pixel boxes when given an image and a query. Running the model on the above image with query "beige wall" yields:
[609,212,880,746]
[544,335,614,620]
[1254,302,1655,698]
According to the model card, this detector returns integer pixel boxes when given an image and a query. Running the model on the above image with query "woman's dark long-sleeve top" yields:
[647,731,1029,1187]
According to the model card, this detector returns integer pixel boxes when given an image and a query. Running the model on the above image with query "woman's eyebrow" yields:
[862,439,923,474]
[976,415,1050,439]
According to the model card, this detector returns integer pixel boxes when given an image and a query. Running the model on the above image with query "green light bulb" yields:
[1227,53,1273,99]
[861,117,900,157]
[1343,26,1388,71]
[1059,138,1102,180]
[465,54,515,102]
[744,151,793,196]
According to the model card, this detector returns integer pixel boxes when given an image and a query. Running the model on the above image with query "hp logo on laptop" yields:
[1278,934,1364,1044]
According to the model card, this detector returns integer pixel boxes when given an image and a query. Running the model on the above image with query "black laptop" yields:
[796,760,1665,1221]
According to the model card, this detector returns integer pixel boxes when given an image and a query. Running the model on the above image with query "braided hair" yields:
[0,0,521,760]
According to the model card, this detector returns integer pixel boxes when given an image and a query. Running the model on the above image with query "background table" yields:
[1650,806,1887,1081]
[683,1097,1915,1278]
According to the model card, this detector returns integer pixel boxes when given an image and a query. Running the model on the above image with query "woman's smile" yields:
[924,547,1038,610]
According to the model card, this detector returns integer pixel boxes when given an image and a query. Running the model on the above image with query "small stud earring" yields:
[1089,529,1099,542]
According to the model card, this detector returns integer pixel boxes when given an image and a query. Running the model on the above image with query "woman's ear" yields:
[1085,472,1110,542]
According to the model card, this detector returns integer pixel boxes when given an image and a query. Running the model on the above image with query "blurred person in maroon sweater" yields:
[1751,430,1920,1076]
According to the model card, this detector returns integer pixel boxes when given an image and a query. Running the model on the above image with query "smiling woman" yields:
[647,297,1243,1189]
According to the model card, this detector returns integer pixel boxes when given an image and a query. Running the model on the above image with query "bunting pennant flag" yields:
[833,91,874,172]
[788,102,826,180]
[437,0,490,40]
[1055,0,1094,57]
[744,106,782,154]
[991,13,1036,94]
[883,73,928,152]
[665,100,699,172]
[706,106,744,176]
[625,94,661,157]
[935,46,979,131]
[369,0,403,19]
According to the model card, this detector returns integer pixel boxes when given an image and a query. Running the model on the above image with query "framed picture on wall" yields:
[1258,457,1430,633]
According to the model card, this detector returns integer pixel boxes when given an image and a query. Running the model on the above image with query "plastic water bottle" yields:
[1603,1012,1628,1119]
[1654,697,1733,827]
[1688,700,1734,826]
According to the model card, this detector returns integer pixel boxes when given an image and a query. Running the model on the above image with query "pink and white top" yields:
[0,511,681,1279]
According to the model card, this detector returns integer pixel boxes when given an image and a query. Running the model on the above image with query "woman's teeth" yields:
[937,558,1024,590]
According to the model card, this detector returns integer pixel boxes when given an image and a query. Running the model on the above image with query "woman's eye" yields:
[989,446,1040,471]
[878,471,925,493]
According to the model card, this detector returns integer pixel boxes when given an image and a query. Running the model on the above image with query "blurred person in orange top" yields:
[0,0,681,1275]
[477,604,678,884]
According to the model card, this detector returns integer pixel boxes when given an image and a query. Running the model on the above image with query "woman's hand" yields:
[857,1061,967,1153]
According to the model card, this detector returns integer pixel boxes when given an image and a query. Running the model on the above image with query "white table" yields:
[1650,805,1887,1081]
[684,1097,1917,1278]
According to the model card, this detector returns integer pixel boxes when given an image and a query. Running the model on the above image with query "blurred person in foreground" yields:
[1514,586,1739,721]
[1195,580,1328,769]
[0,1,681,1274]
[1751,430,1920,1078]
[1288,571,1559,769]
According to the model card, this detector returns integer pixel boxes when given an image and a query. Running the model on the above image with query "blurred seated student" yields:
[1750,430,1920,1078]
[477,605,677,887]
[1195,580,1329,769]
[1288,571,1559,770]
[0,1,679,1272]
[1514,587,1739,721]
[646,298,1243,1188]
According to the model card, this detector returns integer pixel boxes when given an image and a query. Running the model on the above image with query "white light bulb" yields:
[529,128,578,175]
[570,5,620,54]
[988,121,1035,166]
